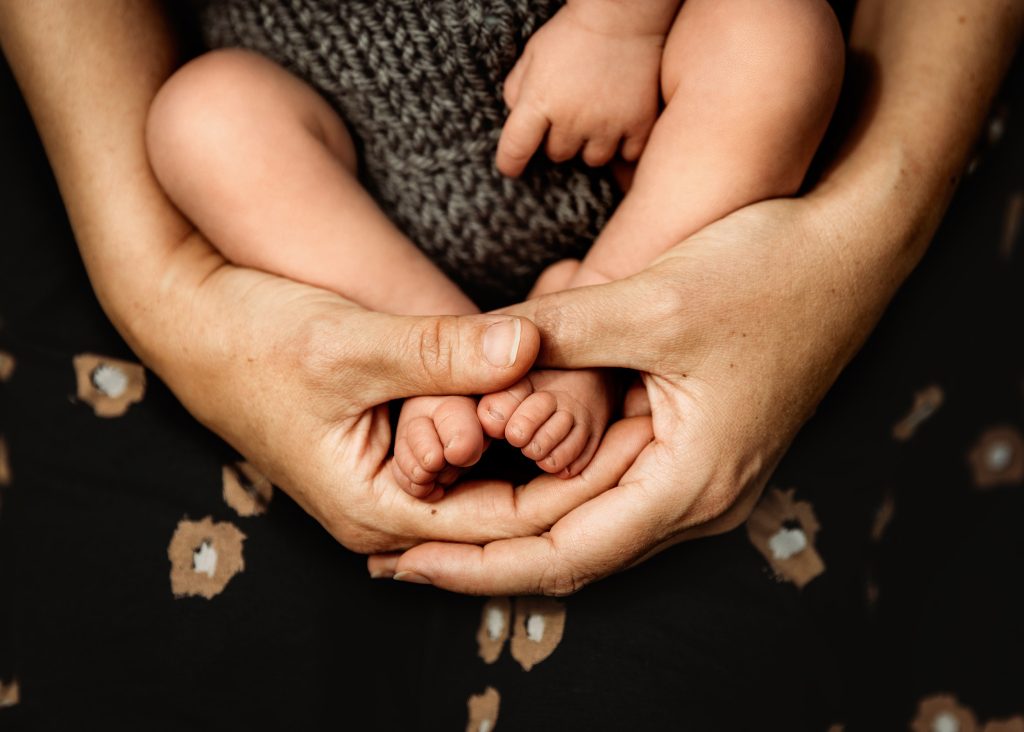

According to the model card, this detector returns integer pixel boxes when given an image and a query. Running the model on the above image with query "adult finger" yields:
[324,310,540,408]
[497,272,686,374]
[383,447,668,595]
[366,416,653,570]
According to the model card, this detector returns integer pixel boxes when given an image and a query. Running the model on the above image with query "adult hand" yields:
[370,197,863,591]
[138,240,655,554]
[0,1,654,556]
[369,0,1024,595]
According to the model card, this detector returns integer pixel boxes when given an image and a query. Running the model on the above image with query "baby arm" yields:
[495,0,682,176]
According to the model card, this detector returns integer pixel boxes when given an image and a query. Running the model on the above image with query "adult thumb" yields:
[355,313,540,406]
[498,273,675,373]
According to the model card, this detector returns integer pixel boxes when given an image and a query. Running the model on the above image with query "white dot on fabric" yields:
[486,607,505,641]
[932,712,960,732]
[985,441,1013,472]
[192,541,218,578]
[91,364,129,398]
[526,614,546,643]
[768,527,808,560]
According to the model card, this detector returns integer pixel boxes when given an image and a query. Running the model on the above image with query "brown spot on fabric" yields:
[0,435,10,487]
[465,687,500,732]
[476,597,511,664]
[827,725,845,732]
[509,597,566,671]
[871,492,895,542]
[168,517,246,599]
[222,462,273,517]
[72,354,145,418]
[1002,190,1024,259]
[893,385,944,441]
[0,678,19,708]
[911,694,978,732]
[746,487,825,589]
[968,426,1024,489]
[984,719,1024,732]
[0,351,14,382]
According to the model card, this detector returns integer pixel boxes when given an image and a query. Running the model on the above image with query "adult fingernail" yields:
[368,555,399,579]
[393,571,432,585]
[483,318,521,367]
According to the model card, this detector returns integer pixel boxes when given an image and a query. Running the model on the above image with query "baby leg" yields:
[573,0,845,285]
[147,49,483,496]
[146,48,476,316]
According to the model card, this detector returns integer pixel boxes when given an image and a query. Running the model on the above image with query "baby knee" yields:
[146,49,272,182]
[662,0,844,104]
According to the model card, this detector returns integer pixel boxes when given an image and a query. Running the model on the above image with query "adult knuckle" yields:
[408,316,459,390]
[539,560,589,597]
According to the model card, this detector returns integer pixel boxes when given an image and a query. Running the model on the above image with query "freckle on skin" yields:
[431,508,437,515]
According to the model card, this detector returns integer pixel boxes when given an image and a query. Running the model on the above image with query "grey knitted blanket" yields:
[197,0,620,308]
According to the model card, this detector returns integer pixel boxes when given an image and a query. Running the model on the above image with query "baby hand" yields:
[391,395,487,499]
[496,3,664,176]
[478,368,617,478]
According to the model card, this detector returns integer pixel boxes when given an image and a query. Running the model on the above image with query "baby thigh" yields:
[585,0,844,279]
[658,0,845,197]
[146,49,359,269]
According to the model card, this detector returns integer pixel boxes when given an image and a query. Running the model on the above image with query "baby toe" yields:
[522,409,574,462]
[478,378,534,439]
[405,416,446,476]
[539,423,590,475]
[435,397,485,467]
[505,391,557,448]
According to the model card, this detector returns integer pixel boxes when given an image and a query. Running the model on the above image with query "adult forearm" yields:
[0,1,202,355]
[814,0,1022,285]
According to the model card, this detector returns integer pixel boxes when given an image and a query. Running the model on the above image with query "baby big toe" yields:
[436,399,485,467]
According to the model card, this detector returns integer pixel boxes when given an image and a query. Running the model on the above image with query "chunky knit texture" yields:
[197,0,620,308]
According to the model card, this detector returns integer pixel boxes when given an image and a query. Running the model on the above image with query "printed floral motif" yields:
[168,516,247,599]
[222,461,273,517]
[968,426,1024,489]
[466,687,500,732]
[746,487,825,588]
[72,353,146,418]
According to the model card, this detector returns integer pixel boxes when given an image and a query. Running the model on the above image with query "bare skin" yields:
[484,0,844,470]
[369,0,1024,593]
[145,0,842,494]
[1,0,1020,596]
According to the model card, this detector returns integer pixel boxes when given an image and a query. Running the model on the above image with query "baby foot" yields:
[478,369,615,477]
[392,395,486,498]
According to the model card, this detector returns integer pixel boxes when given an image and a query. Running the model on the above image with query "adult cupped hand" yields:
[371,194,890,594]
[141,237,654,555]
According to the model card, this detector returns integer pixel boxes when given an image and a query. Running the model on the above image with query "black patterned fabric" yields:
[1,2,1022,729]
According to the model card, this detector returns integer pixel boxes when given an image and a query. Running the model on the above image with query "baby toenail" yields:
[488,408,505,421]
